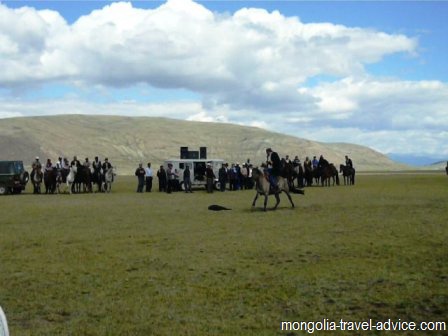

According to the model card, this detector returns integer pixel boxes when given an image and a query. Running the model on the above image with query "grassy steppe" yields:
[1,174,447,335]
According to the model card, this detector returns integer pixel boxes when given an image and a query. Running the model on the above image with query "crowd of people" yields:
[28,149,354,194]
[133,149,355,193]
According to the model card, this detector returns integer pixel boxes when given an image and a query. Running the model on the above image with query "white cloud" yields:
[0,0,446,157]
[0,1,416,91]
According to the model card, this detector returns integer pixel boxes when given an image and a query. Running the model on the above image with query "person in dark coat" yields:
[135,163,145,193]
[92,156,102,192]
[218,163,227,192]
[318,155,329,168]
[205,163,215,193]
[157,165,167,192]
[345,155,353,168]
[183,165,192,193]
[266,148,281,188]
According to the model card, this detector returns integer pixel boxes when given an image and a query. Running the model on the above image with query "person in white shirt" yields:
[145,162,153,192]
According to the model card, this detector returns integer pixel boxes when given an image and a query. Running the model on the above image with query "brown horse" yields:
[251,167,304,211]
[320,164,340,187]
[44,167,58,194]
[339,164,355,185]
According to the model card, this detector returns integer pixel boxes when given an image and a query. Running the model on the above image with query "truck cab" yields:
[0,161,29,195]
[163,159,224,190]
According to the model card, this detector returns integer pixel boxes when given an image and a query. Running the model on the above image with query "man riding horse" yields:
[31,157,43,194]
[265,148,282,192]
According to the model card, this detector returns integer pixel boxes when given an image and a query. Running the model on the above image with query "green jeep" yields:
[0,161,29,195]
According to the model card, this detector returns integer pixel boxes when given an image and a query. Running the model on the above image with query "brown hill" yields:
[0,115,408,174]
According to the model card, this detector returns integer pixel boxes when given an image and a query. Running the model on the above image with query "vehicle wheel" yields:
[21,171,30,183]
[180,181,185,191]
[214,181,221,190]
[0,184,8,195]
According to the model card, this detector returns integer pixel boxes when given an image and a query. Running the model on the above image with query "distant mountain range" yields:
[387,153,447,167]
[0,115,416,174]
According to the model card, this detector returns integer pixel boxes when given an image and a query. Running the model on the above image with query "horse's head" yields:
[251,167,261,179]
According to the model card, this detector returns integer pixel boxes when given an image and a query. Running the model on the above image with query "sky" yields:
[0,0,447,163]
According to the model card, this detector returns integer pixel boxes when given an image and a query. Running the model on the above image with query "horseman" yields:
[71,156,81,168]
[293,155,300,167]
[312,156,319,170]
[345,155,354,168]
[92,156,102,192]
[318,155,329,168]
[44,158,53,173]
[83,157,91,169]
[102,157,113,184]
[31,156,42,171]
[60,158,70,182]
[31,156,43,194]
[55,157,63,170]
[265,147,282,191]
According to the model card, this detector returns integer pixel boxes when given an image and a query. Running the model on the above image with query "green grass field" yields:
[1,174,447,335]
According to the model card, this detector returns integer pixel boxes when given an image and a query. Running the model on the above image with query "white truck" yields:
[163,158,224,190]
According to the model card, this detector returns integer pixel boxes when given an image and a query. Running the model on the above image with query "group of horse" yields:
[252,161,356,211]
[30,165,115,194]
[283,162,355,188]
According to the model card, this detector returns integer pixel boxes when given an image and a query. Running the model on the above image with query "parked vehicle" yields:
[163,159,224,190]
[0,161,29,195]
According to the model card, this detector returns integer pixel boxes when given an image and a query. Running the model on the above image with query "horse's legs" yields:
[273,193,280,210]
[284,190,295,208]
[263,194,268,211]
[252,192,259,207]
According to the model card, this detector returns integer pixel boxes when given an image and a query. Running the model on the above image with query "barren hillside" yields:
[0,115,409,174]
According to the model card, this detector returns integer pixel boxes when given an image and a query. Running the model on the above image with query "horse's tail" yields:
[290,187,305,195]
[335,173,340,186]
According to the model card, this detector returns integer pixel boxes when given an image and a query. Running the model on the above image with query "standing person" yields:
[166,163,177,194]
[241,163,248,189]
[206,163,215,193]
[145,163,153,192]
[235,163,242,190]
[157,165,167,192]
[247,164,254,189]
[135,163,145,193]
[183,165,192,193]
[218,163,227,192]
[228,164,236,191]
